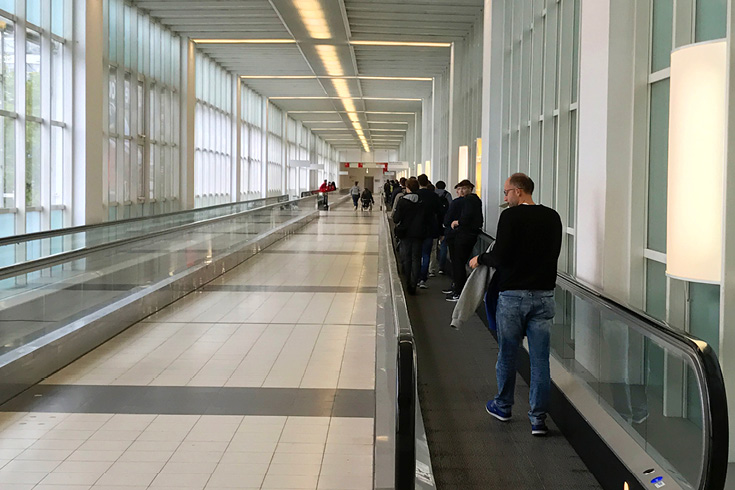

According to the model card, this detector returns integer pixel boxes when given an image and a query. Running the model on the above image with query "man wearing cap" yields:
[469,172,562,436]
[444,179,483,301]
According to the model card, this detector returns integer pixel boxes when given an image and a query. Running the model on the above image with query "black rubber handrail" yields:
[0,195,316,281]
[383,213,417,489]
[0,195,290,247]
[475,230,728,490]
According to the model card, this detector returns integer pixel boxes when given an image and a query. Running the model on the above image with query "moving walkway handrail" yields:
[382,211,417,489]
[0,194,316,281]
[476,230,728,490]
[0,194,289,247]
[555,271,729,490]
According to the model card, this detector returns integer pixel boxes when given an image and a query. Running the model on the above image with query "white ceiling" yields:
[133,0,483,150]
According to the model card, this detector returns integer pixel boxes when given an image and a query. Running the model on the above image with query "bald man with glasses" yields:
[469,172,562,437]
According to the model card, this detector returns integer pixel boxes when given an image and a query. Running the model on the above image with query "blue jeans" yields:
[494,290,555,425]
[352,194,359,207]
[419,237,433,281]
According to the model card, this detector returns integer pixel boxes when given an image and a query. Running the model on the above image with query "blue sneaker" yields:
[531,423,548,436]
[485,400,511,421]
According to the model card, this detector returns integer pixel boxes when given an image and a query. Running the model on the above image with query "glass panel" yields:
[544,274,709,489]
[25,29,41,118]
[0,115,13,208]
[25,121,40,206]
[51,0,64,37]
[108,138,117,203]
[123,74,130,136]
[137,144,144,200]
[569,111,577,227]
[108,67,116,134]
[0,17,15,112]
[51,40,63,121]
[108,0,117,62]
[0,212,12,238]
[651,0,674,72]
[647,79,670,253]
[51,125,63,206]
[0,0,13,14]
[645,259,667,321]
[26,0,40,27]
[695,0,727,42]
[124,5,131,68]
[571,0,581,102]
[123,139,131,202]
[689,282,720,356]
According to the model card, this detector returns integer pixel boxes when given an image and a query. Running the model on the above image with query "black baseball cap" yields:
[454,179,474,189]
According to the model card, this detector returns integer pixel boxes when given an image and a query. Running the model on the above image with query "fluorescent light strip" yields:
[192,39,295,44]
[240,75,432,81]
[270,97,420,101]
[285,111,416,115]
[367,121,409,124]
[350,40,451,48]
[294,0,332,39]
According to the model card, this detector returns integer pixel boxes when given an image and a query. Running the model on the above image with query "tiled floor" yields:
[0,202,380,489]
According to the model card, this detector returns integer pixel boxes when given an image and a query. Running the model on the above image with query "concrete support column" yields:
[575,1,611,288]
[481,0,504,234]
[447,43,458,188]
[232,78,240,202]
[72,0,104,225]
[179,40,196,210]
[719,0,735,460]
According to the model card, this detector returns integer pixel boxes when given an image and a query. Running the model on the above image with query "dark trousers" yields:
[352,194,359,207]
[448,233,476,294]
[399,238,423,292]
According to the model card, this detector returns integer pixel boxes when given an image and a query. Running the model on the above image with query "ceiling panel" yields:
[239,79,326,98]
[134,0,290,38]
[344,0,482,42]
[133,0,483,151]
[358,79,432,98]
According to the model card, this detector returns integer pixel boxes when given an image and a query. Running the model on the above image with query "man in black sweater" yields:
[445,179,483,301]
[392,177,427,294]
[469,173,562,436]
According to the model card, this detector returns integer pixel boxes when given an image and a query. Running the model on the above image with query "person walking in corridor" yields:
[392,177,427,295]
[469,173,562,436]
[445,179,482,301]
[350,181,361,209]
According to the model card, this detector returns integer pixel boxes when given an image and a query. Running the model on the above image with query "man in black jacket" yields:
[469,173,562,436]
[392,177,426,294]
[416,174,442,289]
[445,179,483,301]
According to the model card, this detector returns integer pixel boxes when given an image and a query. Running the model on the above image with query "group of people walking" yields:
[389,172,563,437]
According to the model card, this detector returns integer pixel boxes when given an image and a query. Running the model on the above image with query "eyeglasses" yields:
[503,187,519,196]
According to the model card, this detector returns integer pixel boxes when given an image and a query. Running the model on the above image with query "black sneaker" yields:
[445,294,460,302]
[441,287,454,294]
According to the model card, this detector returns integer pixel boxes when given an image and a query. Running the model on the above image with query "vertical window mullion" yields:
[14,0,26,237]
[39,0,51,234]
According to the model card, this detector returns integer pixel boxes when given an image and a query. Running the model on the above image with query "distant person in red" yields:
[329,182,336,191]
[319,180,329,192]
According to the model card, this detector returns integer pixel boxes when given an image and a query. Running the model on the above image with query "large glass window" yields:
[240,84,262,200]
[642,1,721,350]
[195,52,232,207]
[497,0,580,274]
[0,0,71,237]
[105,0,180,219]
